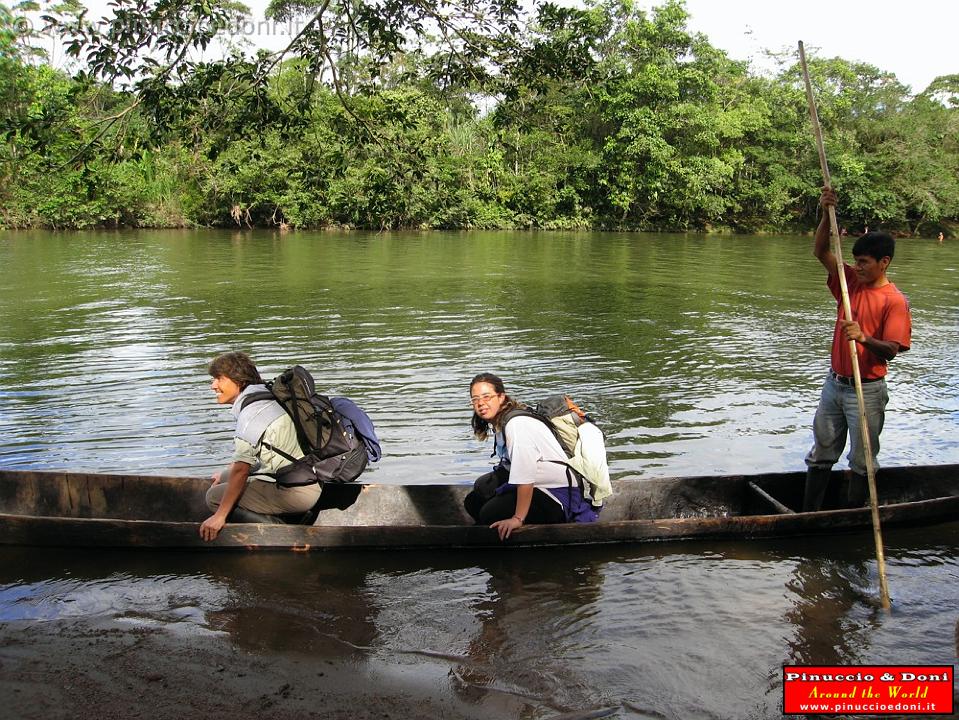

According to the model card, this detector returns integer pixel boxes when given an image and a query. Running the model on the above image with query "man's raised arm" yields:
[814,187,839,274]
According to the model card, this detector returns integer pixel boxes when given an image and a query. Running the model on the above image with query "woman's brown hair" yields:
[207,351,263,391]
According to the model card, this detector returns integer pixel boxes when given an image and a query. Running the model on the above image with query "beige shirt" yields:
[232,413,304,481]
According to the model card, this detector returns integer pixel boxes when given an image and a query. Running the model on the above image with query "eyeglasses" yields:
[470,393,500,407]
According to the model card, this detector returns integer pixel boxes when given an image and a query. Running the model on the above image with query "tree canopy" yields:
[2,0,956,233]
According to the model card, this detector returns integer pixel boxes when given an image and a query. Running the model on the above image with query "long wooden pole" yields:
[798,41,891,610]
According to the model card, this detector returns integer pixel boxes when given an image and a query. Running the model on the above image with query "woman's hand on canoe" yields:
[199,514,226,542]
[491,516,523,541]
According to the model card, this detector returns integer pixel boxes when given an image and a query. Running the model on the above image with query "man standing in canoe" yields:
[803,189,912,511]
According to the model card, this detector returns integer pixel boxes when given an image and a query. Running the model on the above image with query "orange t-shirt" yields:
[828,265,911,379]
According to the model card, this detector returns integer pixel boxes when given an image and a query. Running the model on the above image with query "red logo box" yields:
[783,665,954,715]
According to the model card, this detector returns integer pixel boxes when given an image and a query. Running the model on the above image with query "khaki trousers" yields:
[206,475,322,515]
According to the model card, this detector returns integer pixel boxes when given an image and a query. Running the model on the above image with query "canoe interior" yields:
[1,465,957,527]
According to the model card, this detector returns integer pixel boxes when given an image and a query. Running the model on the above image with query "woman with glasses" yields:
[464,372,597,540]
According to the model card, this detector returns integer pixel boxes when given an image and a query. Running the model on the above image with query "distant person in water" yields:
[803,189,912,511]
[939,232,945,244]
[463,373,598,540]
[200,352,318,541]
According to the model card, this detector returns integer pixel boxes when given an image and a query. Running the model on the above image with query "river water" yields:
[0,229,957,717]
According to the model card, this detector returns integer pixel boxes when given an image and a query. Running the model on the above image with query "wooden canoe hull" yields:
[0,465,957,550]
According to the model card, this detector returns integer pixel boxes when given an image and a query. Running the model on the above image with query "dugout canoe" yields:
[0,465,957,550]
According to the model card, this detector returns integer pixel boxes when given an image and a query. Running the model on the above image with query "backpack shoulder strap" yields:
[501,406,569,453]
[500,407,549,430]
[239,390,275,411]
[235,389,287,446]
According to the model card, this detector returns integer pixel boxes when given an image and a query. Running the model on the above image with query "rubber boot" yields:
[841,472,869,508]
[803,467,832,512]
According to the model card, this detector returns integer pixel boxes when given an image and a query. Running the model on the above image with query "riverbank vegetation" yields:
[2,0,957,232]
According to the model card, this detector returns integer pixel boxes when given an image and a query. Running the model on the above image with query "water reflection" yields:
[783,557,875,666]
[1,525,959,718]
[450,554,607,715]
[781,524,959,670]
[202,555,378,659]
[0,549,380,665]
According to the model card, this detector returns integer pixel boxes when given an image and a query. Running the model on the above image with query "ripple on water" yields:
[1,230,956,479]
[0,573,231,625]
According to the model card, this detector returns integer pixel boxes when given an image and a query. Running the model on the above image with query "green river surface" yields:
[0,229,957,718]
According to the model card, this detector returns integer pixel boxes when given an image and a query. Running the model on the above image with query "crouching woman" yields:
[201,352,321,542]
[463,373,598,540]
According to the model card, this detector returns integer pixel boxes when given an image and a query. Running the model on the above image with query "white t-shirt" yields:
[502,416,570,489]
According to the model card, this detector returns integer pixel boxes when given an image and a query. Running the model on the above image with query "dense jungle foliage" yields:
[2,0,957,232]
